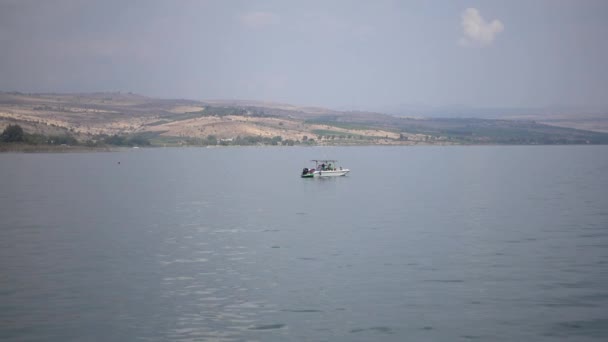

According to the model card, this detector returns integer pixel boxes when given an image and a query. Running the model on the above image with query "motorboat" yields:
[301,160,350,178]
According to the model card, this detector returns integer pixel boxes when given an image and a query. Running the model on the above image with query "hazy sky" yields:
[1,0,607,109]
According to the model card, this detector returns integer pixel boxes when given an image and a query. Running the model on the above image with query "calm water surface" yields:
[1,146,607,341]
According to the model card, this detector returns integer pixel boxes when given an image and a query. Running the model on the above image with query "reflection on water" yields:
[1,146,607,341]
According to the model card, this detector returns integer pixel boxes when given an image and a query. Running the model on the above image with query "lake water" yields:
[1,146,607,341]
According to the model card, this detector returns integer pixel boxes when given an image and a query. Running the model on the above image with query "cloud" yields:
[238,11,279,29]
[459,8,504,46]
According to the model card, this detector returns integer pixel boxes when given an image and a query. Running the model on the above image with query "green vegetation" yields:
[0,124,152,149]
[1,124,25,142]
[198,135,285,146]
[149,106,278,127]
[100,134,151,147]
[175,106,247,120]
[421,120,608,144]
[143,106,248,126]
[311,129,351,137]
[2,124,79,145]
[231,135,283,146]
[306,119,384,131]
[308,116,608,145]
[147,134,316,147]
[310,129,375,142]
[47,135,78,145]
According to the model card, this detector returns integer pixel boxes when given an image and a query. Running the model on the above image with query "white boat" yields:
[301,160,350,178]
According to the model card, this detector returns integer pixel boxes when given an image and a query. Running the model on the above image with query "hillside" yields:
[2,92,608,147]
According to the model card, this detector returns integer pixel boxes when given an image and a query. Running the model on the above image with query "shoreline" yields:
[0,144,123,153]
[2,142,606,153]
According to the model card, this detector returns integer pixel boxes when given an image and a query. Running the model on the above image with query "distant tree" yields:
[1,124,25,142]
[84,139,100,147]
[104,135,122,145]
[271,136,282,145]
[48,134,78,145]
[24,133,48,145]
[205,135,217,145]
[127,135,151,146]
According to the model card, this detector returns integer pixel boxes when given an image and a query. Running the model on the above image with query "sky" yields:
[1,0,607,110]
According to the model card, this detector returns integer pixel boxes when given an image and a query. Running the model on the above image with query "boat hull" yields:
[302,169,350,178]
[314,169,349,177]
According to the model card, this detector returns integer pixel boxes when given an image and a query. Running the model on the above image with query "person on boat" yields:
[321,163,326,170]
[328,163,332,170]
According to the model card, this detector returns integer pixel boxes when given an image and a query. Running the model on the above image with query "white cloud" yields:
[238,11,279,29]
[459,8,504,47]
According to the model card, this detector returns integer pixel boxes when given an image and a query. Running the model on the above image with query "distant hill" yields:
[364,103,608,133]
[1,92,608,147]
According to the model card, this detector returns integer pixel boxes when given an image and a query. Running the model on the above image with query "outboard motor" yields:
[302,168,309,175]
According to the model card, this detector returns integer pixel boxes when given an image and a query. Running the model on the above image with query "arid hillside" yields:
[2,92,608,146]
[0,92,425,145]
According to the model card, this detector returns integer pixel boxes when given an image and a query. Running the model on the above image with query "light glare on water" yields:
[1,146,607,341]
